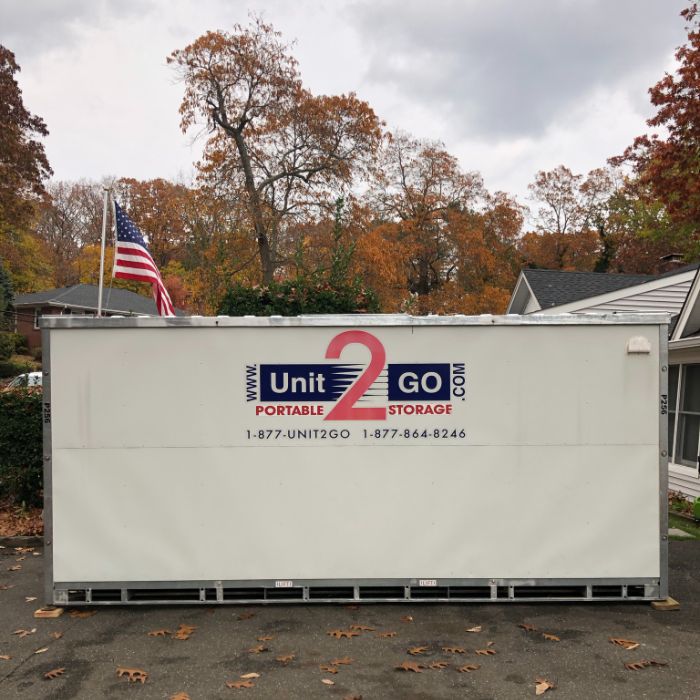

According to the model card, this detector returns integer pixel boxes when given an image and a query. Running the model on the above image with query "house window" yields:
[669,364,700,469]
[33,308,40,330]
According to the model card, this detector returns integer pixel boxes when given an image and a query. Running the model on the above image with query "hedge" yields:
[218,278,380,316]
[0,358,34,379]
[0,331,16,360]
[0,332,29,360]
[0,388,43,507]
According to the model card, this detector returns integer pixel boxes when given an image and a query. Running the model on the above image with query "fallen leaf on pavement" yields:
[543,633,560,642]
[457,664,480,673]
[610,637,640,651]
[257,635,273,641]
[12,628,36,638]
[240,673,261,679]
[429,661,449,670]
[34,647,48,654]
[238,612,256,620]
[169,693,191,700]
[519,623,537,632]
[173,624,197,641]
[25,597,37,603]
[0,585,14,590]
[34,607,63,619]
[349,624,374,632]
[442,646,466,654]
[535,677,556,695]
[44,667,65,680]
[49,632,63,640]
[321,678,335,685]
[465,626,482,633]
[400,615,414,623]
[476,648,496,656]
[320,665,338,674]
[69,610,96,619]
[8,565,21,571]
[396,661,423,672]
[330,657,353,666]
[344,604,359,610]
[147,629,170,637]
[276,653,295,664]
[327,629,360,639]
[116,666,148,684]
[408,646,429,655]
[226,679,255,689]
[624,659,668,671]
[342,696,362,700]
[376,631,397,638]
[248,644,268,654]
[0,655,11,660]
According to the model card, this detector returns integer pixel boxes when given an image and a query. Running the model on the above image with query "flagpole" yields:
[111,195,118,277]
[97,187,110,317]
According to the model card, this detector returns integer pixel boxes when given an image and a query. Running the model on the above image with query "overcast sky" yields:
[0,0,689,203]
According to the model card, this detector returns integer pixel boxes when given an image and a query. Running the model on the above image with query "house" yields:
[507,266,700,500]
[507,266,696,316]
[13,284,185,352]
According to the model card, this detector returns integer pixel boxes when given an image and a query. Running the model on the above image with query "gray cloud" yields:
[0,0,155,60]
[348,0,687,138]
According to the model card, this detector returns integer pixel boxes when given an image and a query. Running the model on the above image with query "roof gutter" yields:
[669,336,700,350]
[14,301,150,316]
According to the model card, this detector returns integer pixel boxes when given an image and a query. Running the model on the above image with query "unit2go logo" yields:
[246,330,466,420]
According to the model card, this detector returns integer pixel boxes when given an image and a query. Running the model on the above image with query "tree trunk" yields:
[417,257,430,295]
[230,128,275,282]
[258,234,274,283]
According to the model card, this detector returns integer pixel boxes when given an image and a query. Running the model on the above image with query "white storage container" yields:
[42,313,669,604]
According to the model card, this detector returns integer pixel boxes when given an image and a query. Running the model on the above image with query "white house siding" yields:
[580,280,692,314]
[523,295,541,314]
[669,470,700,500]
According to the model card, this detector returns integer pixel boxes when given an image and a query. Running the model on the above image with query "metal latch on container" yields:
[626,336,651,354]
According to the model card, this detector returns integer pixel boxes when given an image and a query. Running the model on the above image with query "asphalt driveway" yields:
[1,542,698,699]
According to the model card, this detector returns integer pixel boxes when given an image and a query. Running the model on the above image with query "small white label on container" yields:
[419,579,437,587]
[275,580,293,588]
[627,336,651,354]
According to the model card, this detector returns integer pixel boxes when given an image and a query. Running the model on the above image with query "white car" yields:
[4,371,42,389]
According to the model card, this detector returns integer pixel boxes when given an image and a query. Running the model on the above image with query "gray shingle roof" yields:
[14,284,186,316]
[522,269,657,308]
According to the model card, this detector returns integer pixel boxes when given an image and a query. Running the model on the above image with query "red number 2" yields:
[324,330,386,421]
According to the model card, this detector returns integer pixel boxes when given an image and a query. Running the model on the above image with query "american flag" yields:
[113,201,175,317]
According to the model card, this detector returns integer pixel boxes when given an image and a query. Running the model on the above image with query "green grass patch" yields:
[669,513,700,540]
